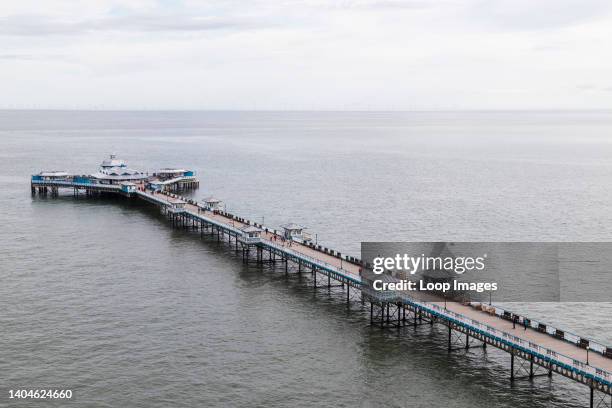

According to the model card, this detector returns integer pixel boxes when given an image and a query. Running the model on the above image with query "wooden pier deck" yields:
[149,190,359,278]
[31,175,612,407]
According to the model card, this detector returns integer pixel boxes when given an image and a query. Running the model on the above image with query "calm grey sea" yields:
[1,110,611,407]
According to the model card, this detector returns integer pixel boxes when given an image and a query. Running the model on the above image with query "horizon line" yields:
[2,108,612,113]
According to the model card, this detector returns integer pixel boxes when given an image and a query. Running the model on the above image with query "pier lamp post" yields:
[586,346,590,365]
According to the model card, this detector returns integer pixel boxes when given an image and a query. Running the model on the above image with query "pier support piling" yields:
[370,302,373,323]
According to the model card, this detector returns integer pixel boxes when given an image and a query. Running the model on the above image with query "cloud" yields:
[466,0,612,31]
[577,84,596,91]
[292,0,437,10]
[578,84,612,93]
[1,0,612,109]
[0,53,36,60]
[0,53,70,61]
[0,13,279,36]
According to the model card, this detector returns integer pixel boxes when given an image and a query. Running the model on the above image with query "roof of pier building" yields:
[203,196,222,204]
[100,154,127,168]
[91,155,148,181]
[240,225,262,233]
[39,171,69,177]
[281,223,305,231]
[158,168,187,174]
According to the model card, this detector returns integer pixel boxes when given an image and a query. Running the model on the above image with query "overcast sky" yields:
[1,0,612,110]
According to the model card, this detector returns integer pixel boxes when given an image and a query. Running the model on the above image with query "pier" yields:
[31,157,612,408]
